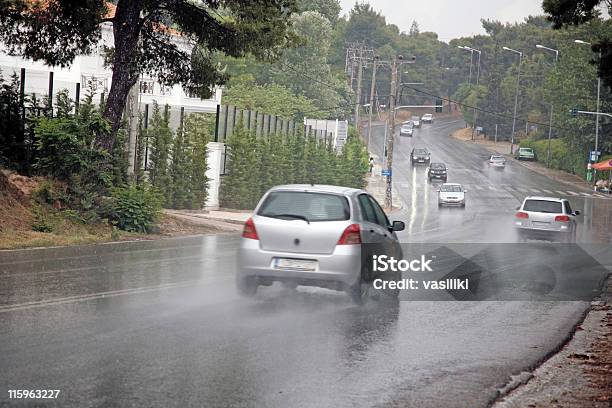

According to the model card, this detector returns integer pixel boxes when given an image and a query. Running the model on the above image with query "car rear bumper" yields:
[429,174,447,179]
[515,227,572,241]
[237,239,362,289]
[439,199,464,206]
[413,158,430,164]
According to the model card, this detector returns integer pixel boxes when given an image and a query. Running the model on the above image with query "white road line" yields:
[580,192,593,197]
[541,189,554,194]
[488,185,498,191]
[594,193,610,198]
[555,190,567,196]
[0,280,207,313]
[516,187,531,192]
[566,191,580,196]
[529,188,541,193]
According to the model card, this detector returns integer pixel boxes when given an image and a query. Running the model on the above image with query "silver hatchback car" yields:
[237,185,405,303]
[514,196,580,242]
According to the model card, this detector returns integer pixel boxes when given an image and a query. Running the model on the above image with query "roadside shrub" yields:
[31,205,53,233]
[108,183,162,233]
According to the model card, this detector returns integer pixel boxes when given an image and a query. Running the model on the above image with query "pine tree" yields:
[186,113,210,209]
[148,103,173,204]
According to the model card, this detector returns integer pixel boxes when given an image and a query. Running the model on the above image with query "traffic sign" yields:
[590,150,601,162]
[382,169,391,176]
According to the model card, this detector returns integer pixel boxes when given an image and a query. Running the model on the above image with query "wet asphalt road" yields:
[1,119,611,408]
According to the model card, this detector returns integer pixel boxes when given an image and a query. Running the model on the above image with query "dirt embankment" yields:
[0,170,33,233]
[0,170,224,250]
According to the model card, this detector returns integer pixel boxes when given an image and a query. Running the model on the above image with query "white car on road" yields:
[421,113,434,123]
[236,184,405,303]
[437,183,466,207]
[488,155,506,168]
[514,196,580,242]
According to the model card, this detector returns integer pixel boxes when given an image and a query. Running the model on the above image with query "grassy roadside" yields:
[0,213,222,250]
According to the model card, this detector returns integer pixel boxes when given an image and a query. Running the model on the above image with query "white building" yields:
[0,22,222,126]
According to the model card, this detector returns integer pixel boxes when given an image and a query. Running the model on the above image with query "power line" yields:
[404,86,584,133]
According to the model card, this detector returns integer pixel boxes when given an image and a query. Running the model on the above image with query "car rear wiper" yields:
[270,214,310,224]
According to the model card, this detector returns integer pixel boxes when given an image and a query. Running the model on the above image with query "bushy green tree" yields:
[148,103,173,205]
[220,125,258,209]
[0,72,26,171]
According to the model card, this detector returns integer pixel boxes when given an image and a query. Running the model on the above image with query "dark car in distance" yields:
[428,162,447,182]
[411,148,431,165]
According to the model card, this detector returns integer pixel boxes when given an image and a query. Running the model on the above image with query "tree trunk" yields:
[97,0,145,152]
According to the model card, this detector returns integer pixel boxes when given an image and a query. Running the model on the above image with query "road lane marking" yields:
[555,190,567,196]
[541,189,554,194]
[488,185,498,191]
[566,191,580,196]
[580,192,593,197]
[529,188,541,193]
[0,280,210,313]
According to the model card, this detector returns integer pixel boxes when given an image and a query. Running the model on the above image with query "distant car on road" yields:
[411,116,421,128]
[427,162,448,182]
[421,113,434,123]
[400,123,413,137]
[236,184,405,304]
[515,147,536,161]
[437,183,466,207]
[411,147,431,165]
[514,196,580,242]
[488,155,506,168]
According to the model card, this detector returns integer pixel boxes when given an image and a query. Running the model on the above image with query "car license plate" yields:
[418,159,424,162]
[274,258,317,271]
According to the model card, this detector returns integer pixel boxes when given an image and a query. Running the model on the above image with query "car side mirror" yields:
[436,189,440,192]
[391,221,405,232]
[464,190,468,193]
[573,210,581,216]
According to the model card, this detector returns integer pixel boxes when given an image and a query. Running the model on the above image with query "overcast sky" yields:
[338,0,545,41]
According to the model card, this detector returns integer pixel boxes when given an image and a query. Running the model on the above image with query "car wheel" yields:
[438,202,442,207]
[236,276,258,296]
[461,202,465,208]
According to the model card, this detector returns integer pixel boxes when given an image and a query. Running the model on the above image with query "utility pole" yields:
[385,57,400,209]
[355,47,364,132]
[367,56,378,151]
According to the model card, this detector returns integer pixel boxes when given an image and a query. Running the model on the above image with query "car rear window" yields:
[431,163,445,169]
[523,200,562,213]
[414,149,428,155]
[440,185,462,192]
[257,191,350,221]
[520,148,533,153]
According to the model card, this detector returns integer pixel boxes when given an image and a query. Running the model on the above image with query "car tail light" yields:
[242,218,259,240]
[515,211,529,219]
[555,215,570,222]
[337,224,361,245]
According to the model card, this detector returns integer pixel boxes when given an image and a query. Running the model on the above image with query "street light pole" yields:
[575,40,602,156]
[458,46,474,85]
[503,46,523,155]
[536,44,559,168]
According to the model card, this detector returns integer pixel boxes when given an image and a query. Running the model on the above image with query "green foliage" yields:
[0,72,27,172]
[108,183,162,233]
[31,205,53,233]
[168,113,212,209]
[148,103,173,204]
[220,126,369,210]
[222,82,325,120]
